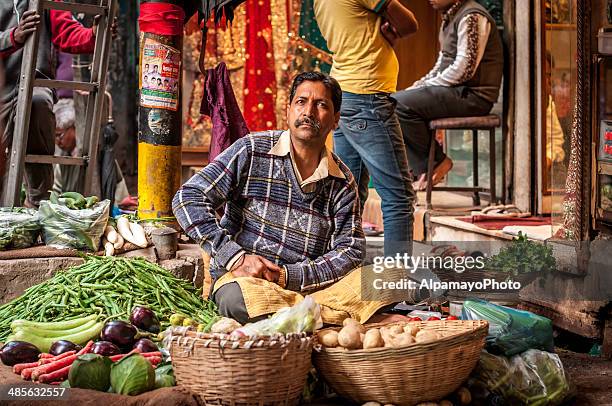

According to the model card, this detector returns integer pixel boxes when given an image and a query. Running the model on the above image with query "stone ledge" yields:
[0,244,205,305]
[0,257,84,304]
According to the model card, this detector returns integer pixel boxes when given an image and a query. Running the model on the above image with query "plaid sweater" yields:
[173,131,365,292]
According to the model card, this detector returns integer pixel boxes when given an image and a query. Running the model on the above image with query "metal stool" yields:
[425,114,504,209]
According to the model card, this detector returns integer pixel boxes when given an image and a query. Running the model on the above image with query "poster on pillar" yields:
[139,36,181,111]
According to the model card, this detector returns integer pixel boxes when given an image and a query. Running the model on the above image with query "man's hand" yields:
[13,10,41,45]
[231,254,283,283]
[92,15,118,39]
[380,20,400,47]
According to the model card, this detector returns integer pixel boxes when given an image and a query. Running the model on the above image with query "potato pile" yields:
[318,318,444,350]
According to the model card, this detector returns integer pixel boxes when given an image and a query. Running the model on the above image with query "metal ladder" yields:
[1,0,117,206]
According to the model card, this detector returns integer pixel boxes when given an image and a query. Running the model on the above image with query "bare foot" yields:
[420,157,454,190]
[412,173,427,191]
[365,313,411,325]
[23,199,37,209]
[431,157,453,185]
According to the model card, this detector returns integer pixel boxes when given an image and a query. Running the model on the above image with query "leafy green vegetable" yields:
[69,353,112,391]
[110,353,155,396]
[486,232,556,277]
[154,363,175,388]
[38,200,109,250]
[472,350,570,405]
[0,256,218,342]
[0,207,40,250]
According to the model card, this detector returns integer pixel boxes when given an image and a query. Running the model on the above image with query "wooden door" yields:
[395,0,441,89]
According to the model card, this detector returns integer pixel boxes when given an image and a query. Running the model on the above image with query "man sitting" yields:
[393,0,503,190]
[173,72,425,325]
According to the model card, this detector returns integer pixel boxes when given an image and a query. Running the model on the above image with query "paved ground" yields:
[559,349,612,405]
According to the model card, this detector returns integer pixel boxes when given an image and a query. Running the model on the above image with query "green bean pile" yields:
[0,256,218,341]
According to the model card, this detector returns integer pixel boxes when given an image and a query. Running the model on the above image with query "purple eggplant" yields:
[130,306,161,334]
[100,321,137,347]
[133,338,158,353]
[91,341,121,356]
[0,341,40,366]
[49,340,82,356]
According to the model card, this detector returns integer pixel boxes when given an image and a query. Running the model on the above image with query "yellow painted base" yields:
[138,142,182,219]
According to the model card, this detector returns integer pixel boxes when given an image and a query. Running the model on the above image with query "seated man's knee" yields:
[212,282,250,325]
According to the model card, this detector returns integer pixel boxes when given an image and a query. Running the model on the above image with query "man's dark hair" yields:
[289,71,342,113]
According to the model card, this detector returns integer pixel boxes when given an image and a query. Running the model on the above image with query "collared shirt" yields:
[268,130,345,193]
[226,130,347,274]
[173,130,365,292]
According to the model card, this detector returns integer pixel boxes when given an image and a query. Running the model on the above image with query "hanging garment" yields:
[201,62,249,161]
[184,0,247,25]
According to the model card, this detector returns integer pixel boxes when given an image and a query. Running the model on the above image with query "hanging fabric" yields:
[243,0,277,131]
[201,62,249,161]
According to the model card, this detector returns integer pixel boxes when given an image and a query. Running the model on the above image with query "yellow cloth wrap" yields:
[212,267,397,325]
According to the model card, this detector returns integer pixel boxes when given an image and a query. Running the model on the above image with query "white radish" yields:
[103,238,115,256]
[129,222,148,248]
[104,225,119,244]
[113,232,124,250]
[116,217,136,244]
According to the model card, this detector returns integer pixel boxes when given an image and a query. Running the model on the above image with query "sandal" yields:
[480,204,531,217]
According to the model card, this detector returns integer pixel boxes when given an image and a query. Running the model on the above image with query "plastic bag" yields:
[0,208,41,250]
[462,299,554,356]
[232,296,322,337]
[469,350,570,405]
[38,199,110,250]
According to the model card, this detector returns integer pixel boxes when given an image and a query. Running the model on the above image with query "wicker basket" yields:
[168,328,314,406]
[313,319,488,406]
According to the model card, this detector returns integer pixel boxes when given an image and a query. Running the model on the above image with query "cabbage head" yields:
[110,353,155,395]
[68,353,112,391]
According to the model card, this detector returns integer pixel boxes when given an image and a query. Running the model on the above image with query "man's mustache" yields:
[294,117,321,131]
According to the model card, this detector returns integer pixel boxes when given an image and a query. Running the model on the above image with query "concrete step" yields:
[427,215,516,242]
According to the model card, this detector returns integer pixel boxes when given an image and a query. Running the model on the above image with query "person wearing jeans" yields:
[334,92,415,256]
[314,0,418,256]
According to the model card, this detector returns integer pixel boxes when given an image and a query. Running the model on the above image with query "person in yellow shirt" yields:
[313,0,418,257]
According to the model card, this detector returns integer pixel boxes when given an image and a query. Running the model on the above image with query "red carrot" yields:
[28,341,94,381]
[21,366,37,380]
[78,341,94,354]
[39,351,76,365]
[13,362,39,374]
[141,351,162,358]
[147,356,162,365]
[38,364,71,384]
[39,353,54,359]
[109,351,162,362]
[109,353,130,362]
[30,355,77,381]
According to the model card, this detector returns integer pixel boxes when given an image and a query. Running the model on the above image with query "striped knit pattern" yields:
[173,130,365,292]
